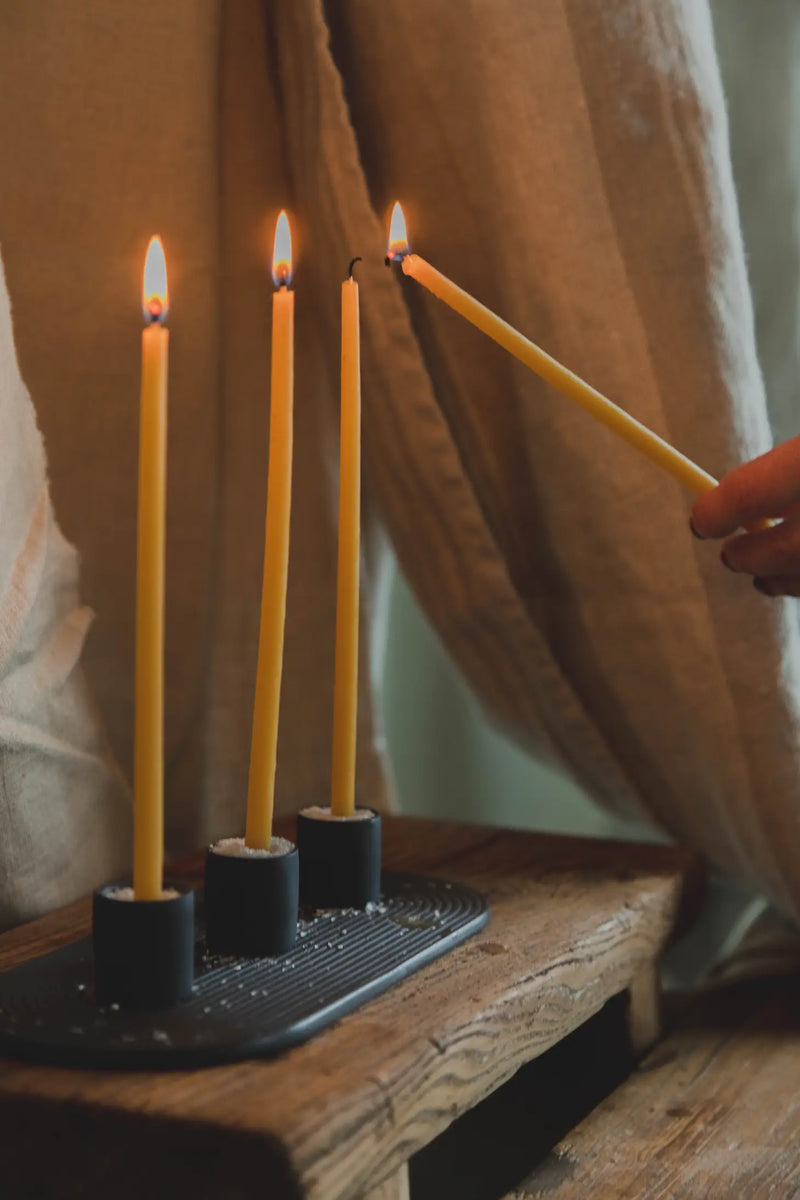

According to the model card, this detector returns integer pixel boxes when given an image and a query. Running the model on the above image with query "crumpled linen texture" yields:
[0,0,389,929]
[0,257,130,925]
[271,0,800,918]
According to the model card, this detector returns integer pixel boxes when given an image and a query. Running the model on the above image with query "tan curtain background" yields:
[274,0,800,918]
[0,0,388,922]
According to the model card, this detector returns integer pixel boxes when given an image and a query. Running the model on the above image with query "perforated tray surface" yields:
[0,872,488,1069]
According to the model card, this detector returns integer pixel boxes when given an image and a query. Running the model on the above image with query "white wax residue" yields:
[109,887,180,901]
[211,836,294,858]
[301,805,375,822]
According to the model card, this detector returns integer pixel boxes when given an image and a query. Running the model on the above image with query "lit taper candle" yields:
[245,212,295,850]
[331,258,362,817]
[134,236,169,900]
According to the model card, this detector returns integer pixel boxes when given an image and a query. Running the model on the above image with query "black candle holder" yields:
[204,837,299,958]
[92,884,194,1008]
[297,807,381,909]
[0,871,489,1068]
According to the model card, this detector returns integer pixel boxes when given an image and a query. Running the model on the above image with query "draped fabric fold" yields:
[0,258,130,925]
[271,0,800,917]
[0,0,389,917]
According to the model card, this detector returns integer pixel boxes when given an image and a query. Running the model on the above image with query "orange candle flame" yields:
[142,236,169,324]
[272,211,293,287]
[386,202,409,262]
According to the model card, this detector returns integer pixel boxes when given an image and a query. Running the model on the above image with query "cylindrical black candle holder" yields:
[204,838,299,958]
[92,885,194,1009]
[297,807,382,909]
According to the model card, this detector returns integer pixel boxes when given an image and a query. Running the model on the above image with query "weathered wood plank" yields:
[513,974,800,1199]
[0,816,702,1200]
[625,965,661,1056]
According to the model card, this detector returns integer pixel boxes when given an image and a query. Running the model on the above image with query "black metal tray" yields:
[0,871,488,1070]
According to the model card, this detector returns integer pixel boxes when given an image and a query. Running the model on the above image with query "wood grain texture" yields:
[0,816,702,1200]
[513,974,800,1199]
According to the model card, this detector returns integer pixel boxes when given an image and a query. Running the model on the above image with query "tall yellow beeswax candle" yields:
[134,236,169,900]
[386,203,717,498]
[245,212,295,850]
[331,260,362,817]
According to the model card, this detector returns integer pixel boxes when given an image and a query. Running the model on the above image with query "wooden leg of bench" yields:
[363,1163,410,1200]
[625,964,661,1056]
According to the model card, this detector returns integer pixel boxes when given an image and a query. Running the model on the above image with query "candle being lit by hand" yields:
[385,202,719,498]
[133,236,169,900]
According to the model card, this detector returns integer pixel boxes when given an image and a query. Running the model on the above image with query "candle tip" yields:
[272,211,293,288]
[386,201,409,262]
[347,256,362,280]
[142,235,169,324]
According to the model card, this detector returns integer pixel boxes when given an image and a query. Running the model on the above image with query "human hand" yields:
[691,435,800,596]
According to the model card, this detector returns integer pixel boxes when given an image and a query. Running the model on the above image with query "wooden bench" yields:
[0,815,703,1200]
[510,920,800,1199]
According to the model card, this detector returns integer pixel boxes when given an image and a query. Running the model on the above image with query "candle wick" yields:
[347,257,362,279]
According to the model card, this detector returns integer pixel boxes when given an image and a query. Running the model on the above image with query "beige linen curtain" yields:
[0,0,799,924]
[0,256,130,923]
[278,0,800,915]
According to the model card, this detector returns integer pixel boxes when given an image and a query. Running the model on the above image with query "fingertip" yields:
[690,490,721,540]
[691,476,750,540]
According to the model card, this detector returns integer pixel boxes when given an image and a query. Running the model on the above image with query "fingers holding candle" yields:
[718,511,800,577]
[715,503,800,598]
[691,435,800,540]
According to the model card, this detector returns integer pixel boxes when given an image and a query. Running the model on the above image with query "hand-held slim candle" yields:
[245,212,295,851]
[385,202,717,498]
[331,259,362,818]
[134,236,169,901]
